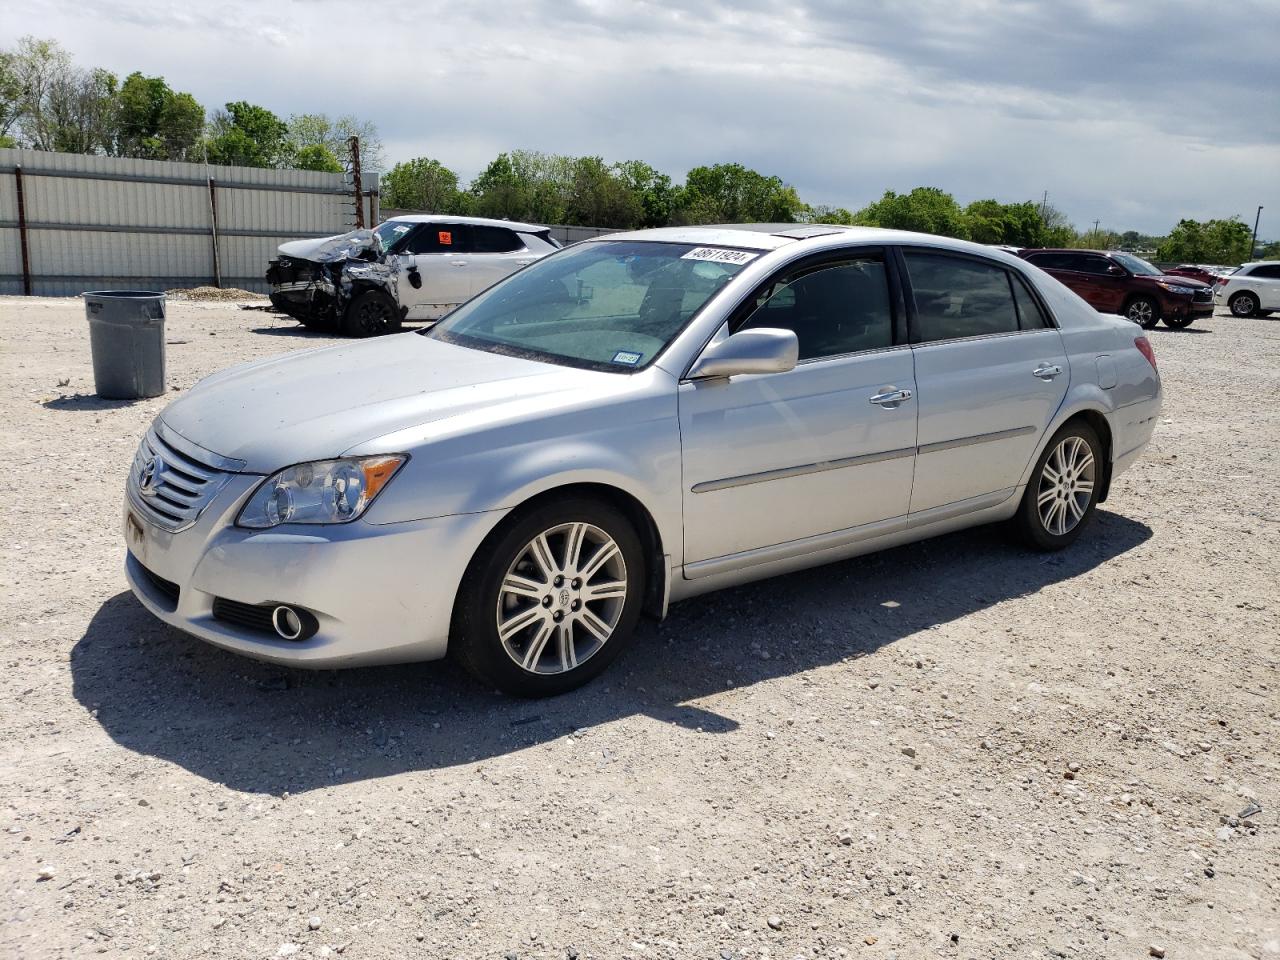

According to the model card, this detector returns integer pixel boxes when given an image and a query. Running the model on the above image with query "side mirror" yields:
[687,328,799,380]
[1106,264,1125,276]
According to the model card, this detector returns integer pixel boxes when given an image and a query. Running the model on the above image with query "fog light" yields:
[272,605,305,640]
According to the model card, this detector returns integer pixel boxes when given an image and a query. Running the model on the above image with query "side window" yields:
[904,252,1020,342]
[1253,264,1280,279]
[737,258,894,361]
[469,225,524,253]
[1027,253,1070,271]
[1077,256,1114,276]
[405,224,463,254]
[1011,273,1051,329]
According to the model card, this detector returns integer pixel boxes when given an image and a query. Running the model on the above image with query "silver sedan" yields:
[123,225,1162,696]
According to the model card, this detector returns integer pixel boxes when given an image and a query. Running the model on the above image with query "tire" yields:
[341,289,401,338]
[1014,422,1104,551]
[451,497,646,697]
[1162,313,1195,329]
[1229,291,1259,318]
[1123,296,1160,329]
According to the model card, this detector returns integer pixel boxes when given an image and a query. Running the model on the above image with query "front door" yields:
[680,254,917,567]
[900,249,1069,514]
[395,223,477,319]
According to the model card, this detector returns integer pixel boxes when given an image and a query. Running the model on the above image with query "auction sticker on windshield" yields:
[681,247,759,265]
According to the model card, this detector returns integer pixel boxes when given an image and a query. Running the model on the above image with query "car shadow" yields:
[247,325,333,338]
[71,510,1151,794]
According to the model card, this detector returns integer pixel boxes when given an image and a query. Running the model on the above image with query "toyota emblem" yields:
[139,456,163,495]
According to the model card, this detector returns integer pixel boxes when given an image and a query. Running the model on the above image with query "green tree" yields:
[0,48,22,140]
[1039,203,1076,247]
[614,160,675,227]
[114,72,204,160]
[854,187,968,238]
[468,150,574,224]
[294,143,343,172]
[286,113,384,172]
[1156,217,1252,264]
[8,37,116,154]
[382,156,463,211]
[803,204,855,225]
[204,101,290,168]
[565,156,640,227]
[963,199,1046,246]
[674,163,805,224]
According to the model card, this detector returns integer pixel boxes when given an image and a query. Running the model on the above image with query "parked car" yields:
[266,215,560,337]
[125,226,1161,696]
[1163,264,1229,286]
[1213,261,1280,317]
[1019,248,1214,329]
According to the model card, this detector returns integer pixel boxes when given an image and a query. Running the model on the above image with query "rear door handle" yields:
[1033,363,1063,380]
[869,387,913,407]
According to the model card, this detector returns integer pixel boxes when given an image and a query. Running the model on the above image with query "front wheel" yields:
[342,289,401,337]
[1014,423,1103,551]
[451,498,646,697]
[1124,296,1159,329]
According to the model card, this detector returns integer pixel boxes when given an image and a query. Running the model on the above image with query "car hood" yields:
[159,335,619,473]
[276,230,379,263]
[1152,274,1210,289]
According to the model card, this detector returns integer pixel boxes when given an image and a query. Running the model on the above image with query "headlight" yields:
[237,455,407,528]
[1160,284,1195,295]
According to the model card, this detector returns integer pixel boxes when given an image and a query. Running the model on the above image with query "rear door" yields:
[1250,263,1280,308]
[679,251,917,569]
[466,224,540,296]
[900,248,1069,517]
[1072,253,1129,313]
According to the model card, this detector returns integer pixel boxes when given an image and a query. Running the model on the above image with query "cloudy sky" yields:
[9,0,1279,236]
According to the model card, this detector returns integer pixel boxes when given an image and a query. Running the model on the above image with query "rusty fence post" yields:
[14,164,33,296]
[348,136,364,229]
[207,177,222,288]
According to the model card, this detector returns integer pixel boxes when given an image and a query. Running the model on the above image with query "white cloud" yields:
[7,0,1278,235]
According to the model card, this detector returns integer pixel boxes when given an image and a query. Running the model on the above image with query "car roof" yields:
[1023,248,1106,255]
[588,223,979,252]
[387,214,548,232]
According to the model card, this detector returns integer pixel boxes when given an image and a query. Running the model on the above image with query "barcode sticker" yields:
[681,247,758,265]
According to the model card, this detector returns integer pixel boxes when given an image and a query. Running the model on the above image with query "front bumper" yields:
[123,475,508,668]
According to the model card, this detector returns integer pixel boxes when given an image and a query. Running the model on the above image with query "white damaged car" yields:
[266,215,560,336]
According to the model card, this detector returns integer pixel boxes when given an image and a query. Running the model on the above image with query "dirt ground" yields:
[0,296,1276,960]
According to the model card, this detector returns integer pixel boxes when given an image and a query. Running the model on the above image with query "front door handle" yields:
[1033,363,1063,381]
[869,386,913,407]
[451,260,468,267]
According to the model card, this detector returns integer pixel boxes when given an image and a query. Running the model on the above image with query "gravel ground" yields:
[0,296,1276,960]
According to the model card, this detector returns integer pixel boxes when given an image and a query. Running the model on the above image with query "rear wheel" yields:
[342,289,401,337]
[1015,422,1103,551]
[1124,296,1159,329]
[451,498,645,697]
[1229,291,1259,318]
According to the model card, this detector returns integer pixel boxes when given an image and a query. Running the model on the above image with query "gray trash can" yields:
[83,291,167,399]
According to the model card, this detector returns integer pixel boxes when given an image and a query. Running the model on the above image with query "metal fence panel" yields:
[0,147,376,296]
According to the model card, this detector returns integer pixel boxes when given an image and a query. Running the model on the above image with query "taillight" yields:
[1135,336,1157,371]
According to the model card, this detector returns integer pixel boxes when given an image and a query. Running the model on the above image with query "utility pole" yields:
[347,136,365,229]
[1040,190,1048,218]
[1250,205,1263,261]
[1092,219,1101,246]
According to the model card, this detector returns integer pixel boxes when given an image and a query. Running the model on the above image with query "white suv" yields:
[267,215,561,336]
[1215,262,1280,318]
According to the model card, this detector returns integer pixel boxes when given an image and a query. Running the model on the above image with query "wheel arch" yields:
[1020,396,1116,502]
[461,481,670,621]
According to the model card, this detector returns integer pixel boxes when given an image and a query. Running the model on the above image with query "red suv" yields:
[1019,249,1214,329]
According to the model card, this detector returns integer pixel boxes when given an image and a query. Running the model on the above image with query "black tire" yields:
[341,289,401,338]
[1014,422,1104,551]
[1123,296,1160,329]
[1162,313,1195,329]
[1229,291,1259,318]
[451,497,646,697]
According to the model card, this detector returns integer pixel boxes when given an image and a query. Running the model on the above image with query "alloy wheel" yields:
[1231,294,1256,317]
[496,522,628,675]
[1037,436,1096,536]
[1126,299,1154,326]
[357,299,393,334]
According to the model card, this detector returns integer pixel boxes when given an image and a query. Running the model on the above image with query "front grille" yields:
[212,597,275,634]
[127,424,236,532]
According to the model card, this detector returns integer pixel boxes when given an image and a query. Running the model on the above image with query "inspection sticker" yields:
[680,247,759,265]
[611,350,643,366]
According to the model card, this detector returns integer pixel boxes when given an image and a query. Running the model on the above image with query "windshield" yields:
[427,240,756,371]
[1111,252,1164,276]
[374,220,415,253]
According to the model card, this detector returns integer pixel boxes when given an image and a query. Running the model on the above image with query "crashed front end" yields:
[265,230,402,329]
